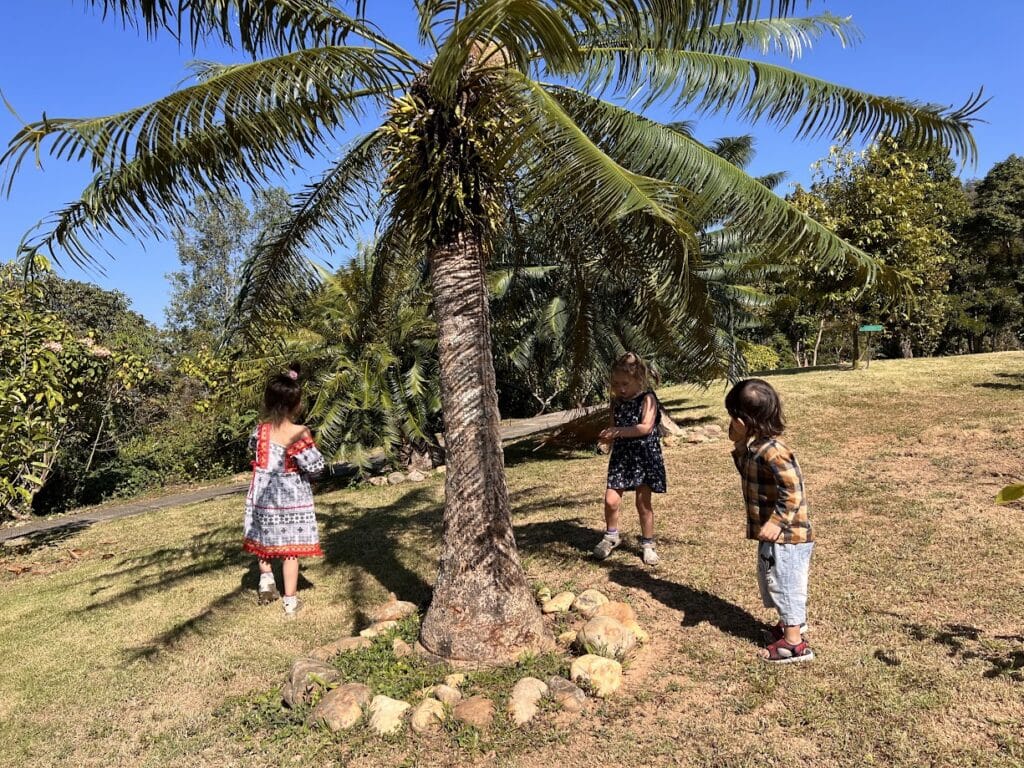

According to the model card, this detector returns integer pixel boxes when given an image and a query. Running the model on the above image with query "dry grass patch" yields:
[2,352,1023,767]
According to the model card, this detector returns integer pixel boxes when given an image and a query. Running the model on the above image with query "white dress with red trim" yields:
[242,423,325,559]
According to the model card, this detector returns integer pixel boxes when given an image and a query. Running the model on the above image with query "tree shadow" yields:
[973,371,1024,391]
[904,621,1024,680]
[76,485,444,658]
[1,520,94,553]
[513,513,768,646]
[503,439,597,468]
[607,565,769,645]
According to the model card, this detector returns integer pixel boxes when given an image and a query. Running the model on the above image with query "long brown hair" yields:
[262,362,303,424]
[608,352,657,401]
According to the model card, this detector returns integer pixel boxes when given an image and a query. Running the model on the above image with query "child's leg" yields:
[635,485,659,565]
[604,488,623,531]
[635,485,654,539]
[258,558,273,576]
[760,542,814,651]
[593,489,624,559]
[282,557,299,597]
[257,558,278,603]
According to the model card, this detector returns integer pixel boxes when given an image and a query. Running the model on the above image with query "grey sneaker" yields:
[593,534,621,560]
[640,540,660,567]
[282,598,303,618]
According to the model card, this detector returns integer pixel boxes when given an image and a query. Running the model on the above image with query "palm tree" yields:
[2,1,982,662]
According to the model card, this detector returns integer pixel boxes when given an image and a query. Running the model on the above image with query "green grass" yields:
[2,352,1023,767]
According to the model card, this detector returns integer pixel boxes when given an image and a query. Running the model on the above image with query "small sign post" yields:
[858,324,883,368]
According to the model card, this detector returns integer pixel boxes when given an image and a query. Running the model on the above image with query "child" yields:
[243,363,325,617]
[726,378,814,663]
[593,352,666,566]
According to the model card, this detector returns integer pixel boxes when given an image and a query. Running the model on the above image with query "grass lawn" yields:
[2,352,1023,768]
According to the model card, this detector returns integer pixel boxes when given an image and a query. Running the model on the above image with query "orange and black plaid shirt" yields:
[731,436,813,544]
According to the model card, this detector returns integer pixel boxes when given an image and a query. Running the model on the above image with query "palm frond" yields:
[504,73,694,237]
[547,86,895,284]
[79,0,413,59]
[2,47,409,185]
[233,129,390,340]
[570,46,984,160]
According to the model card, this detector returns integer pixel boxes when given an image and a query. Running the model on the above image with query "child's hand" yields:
[728,417,748,444]
[598,427,619,441]
[757,519,783,542]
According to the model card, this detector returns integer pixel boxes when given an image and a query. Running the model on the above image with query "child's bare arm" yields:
[601,394,657,439]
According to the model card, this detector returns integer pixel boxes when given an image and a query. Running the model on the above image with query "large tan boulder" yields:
[369,695,411,735]
[570,654,623,698]
[576,615,636,659]
[310,683,370,731]
[410,697,447,734]
[507,677,548,727]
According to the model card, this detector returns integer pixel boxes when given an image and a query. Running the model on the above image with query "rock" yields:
[410,697,447,734]
[662,436,678,448]
[359,620,399,638]
[453,696,495,730]
[546,676,586,713]
[2,537,30,550]
[369,593,418,623]
[406,469,427,482]
[368,476,387,487]
[623,619,649,644]
[310,683,370,732]
[535,586,552,603]
[541,591,575,614]
[570,655,623,698]
[571,589,609,618]
[687,434,708,444]
[507,677,548,726]
[282,658,339,708]
[308,635,372,661]
[658,411,684,436]
[369,695,411,735]
[594,601,637,625]
[387,471,407,485]
[392,638,413,658]
[434,465,447,474]
[577,615,636,659]
[704,424,724,435]
[433,684,462,706]
[557,630,578,646]
[444,673,466,688]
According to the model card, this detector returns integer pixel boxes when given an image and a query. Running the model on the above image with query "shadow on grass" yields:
[905,622,1024,681]
[607,565,769,645]
[973,371,1024,391]
[1,520,93,553]
[79,485,444,659]
[514,512,767,646]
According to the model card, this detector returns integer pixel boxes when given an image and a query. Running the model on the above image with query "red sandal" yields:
[761,636,814,664]
[764,621,810,643]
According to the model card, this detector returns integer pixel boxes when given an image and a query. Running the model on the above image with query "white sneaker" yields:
[593,534,621,560]
[282,597,302,618]
[641,540,660,567]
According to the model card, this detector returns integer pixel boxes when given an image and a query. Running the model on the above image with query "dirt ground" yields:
[2,352,1022,767]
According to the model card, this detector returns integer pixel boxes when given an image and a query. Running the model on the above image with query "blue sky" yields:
[2,1,1021,325]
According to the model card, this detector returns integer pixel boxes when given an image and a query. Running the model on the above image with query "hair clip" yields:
[286,370,298,381]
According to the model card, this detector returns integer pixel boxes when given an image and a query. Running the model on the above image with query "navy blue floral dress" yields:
[607,391,667,493]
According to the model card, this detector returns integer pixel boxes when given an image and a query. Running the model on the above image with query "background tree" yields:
[943,155,1024,352]
[4,1,981,662]
[166,188,290,350]
[785,138,963,363]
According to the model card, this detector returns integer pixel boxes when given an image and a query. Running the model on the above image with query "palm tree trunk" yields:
[419,230,549,663]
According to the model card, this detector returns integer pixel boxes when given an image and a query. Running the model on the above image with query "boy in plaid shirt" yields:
[726,379,815,663]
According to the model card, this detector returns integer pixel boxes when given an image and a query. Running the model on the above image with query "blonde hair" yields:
[609,352,657,400]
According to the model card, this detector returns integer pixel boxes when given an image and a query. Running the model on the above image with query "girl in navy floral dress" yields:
[244,363,325,617]
[593,352,666,566]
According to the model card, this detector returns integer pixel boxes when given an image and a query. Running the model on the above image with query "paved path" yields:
[0,406,598,544]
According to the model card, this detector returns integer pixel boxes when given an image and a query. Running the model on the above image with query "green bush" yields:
[740,342,781,373]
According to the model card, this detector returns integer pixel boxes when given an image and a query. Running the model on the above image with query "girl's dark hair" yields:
[609,352,659,400]
[725,378,785,438]
[263,362,303,424]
